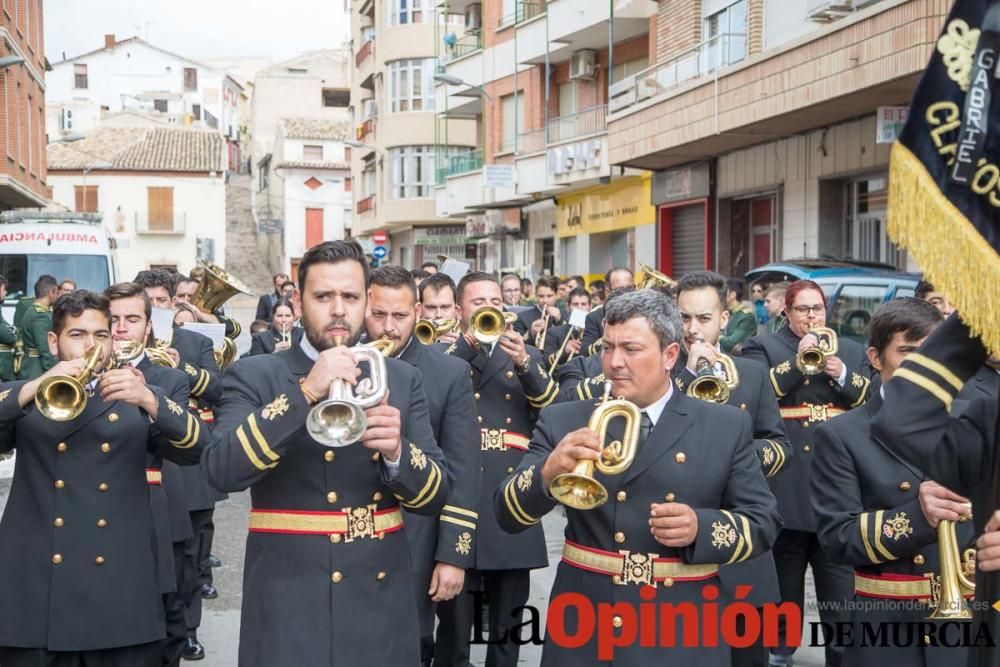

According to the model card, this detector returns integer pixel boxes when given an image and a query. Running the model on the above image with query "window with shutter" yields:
[154,99,168,113]
[74,186,98,213]
[147,187,174,231]
[74,64,88,89]
[303,145,323,161]
[184,67,198,91]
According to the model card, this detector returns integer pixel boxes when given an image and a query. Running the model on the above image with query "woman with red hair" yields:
[741,279,870,667]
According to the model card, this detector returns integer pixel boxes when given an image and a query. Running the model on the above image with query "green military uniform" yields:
[0,310,16,381]
[721,303,756,353]
[12,296,32,331]
[16,301,55,380]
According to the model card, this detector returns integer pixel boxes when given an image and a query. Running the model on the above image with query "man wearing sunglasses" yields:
[742,279,870,667]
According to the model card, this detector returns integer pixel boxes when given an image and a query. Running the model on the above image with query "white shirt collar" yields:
[641,383,673,426]
[300,335,320,361]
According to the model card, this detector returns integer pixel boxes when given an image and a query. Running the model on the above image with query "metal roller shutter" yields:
[670,204,706,276]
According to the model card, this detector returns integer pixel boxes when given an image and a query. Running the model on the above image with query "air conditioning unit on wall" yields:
[465,4,481,31]
[807,0,853,21]
[569,50,597,81]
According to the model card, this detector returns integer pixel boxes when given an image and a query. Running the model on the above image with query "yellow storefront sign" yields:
[556,175,655,238]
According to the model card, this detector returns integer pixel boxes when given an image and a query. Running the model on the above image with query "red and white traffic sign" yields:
[372,230,387,245]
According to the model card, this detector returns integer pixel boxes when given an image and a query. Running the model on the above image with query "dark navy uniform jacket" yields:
[396,338,481,636]
[203,342,449,667]
[813,389,973,667]
[0,368,202,651]
[495,390,780,666]
[441,335,556,571]
[872,314,1000,667]
[741,325,869,531]
[247,325,304,357]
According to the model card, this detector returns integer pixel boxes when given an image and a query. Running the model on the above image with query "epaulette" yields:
[33,303,48,313]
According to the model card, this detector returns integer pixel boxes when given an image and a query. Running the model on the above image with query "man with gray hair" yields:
[496,289,780,666]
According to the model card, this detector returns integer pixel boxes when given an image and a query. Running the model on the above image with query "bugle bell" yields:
[214,338,237,371]
[306,337,389,448]
[928,512,976,620]
[687,359,730,404]
[366,336,397,357]
[637,263,676,290]
[147,337,177,368]
[190,260,254,315]
[796,326,838,375]
[549,382,641,510]
[469,306,517,345]
[112,339,145,368]
[414,319,458,345]
[35,344,105,422]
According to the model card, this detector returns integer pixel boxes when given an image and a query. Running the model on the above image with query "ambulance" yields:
[0,210,118,321]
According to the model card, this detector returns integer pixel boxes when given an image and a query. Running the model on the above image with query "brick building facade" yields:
[0,0,48,209]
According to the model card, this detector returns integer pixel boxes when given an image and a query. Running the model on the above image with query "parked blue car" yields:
[744,259,921,344]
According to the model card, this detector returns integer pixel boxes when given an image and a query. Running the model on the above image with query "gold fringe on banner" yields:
[887,142,1000,355]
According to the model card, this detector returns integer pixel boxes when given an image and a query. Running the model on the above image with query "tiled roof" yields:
[47,127,224,172]
[280,117,350,141]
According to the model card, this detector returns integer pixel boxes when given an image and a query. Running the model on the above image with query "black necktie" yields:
[639,411,654,447]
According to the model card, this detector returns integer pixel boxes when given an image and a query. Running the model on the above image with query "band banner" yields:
[888,0,1000,354]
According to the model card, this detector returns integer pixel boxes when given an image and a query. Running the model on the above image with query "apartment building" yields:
[434,0,657,278]
[0,0,48,209]
[608,0,939,278]
[349,0,477,267]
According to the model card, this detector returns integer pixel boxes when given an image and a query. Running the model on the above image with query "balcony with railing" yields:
[356,195,375,214]
[515,128,545,155]
[547,104,607,145]
[137,211,186,235]
[609,32,747,116]
[443,30,481,62]
[498,0,543,27]
[436,150,483,182]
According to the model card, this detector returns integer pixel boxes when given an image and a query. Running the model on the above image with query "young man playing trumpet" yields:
[435,271,557,667]
[0,290,202,666]
[674,271,790,667]
[496,289,780,666]
[812,298,972,667]
[365,264,481,667]
[203,240,449,667]
[513,275,563,341]
[107,281,211,666]
[741,279,869,667]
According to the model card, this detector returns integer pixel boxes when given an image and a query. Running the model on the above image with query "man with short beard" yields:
[365,264,481,667]
[203,241,449,666]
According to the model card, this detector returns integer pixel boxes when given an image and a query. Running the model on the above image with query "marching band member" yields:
[16,275,59,380]
[135,268,224,660]
[203,240,449,666]
[106,281,211,666]
[0,290,201,666]
[513,275,562,341]
[247,298,301,356]
[673,271,790,667]
[365,264,481,667]
[580,268,634,357]
[812,298,972,667]
[418,273,461,347]
[872,312,1000,667]
[741,279,869,667]
[496,289,779,666]
[435,271,556,667]
[542,287,591,371]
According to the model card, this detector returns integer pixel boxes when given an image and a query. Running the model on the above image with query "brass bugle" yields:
[548,325,580,376]
[535,308,551,350]
[796,326,838,375]
[147,338,177,368]
[687,358,730,404]
[306,336,388,447]
[35,344,105,421]
[549,382,641,510]
[637,263,676,290]
[469,306,517,345]
[112,340,145,368]
[366,336,397,357]
[414,318,459,345]
[928,507,976,620]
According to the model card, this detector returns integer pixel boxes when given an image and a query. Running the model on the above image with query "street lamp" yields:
[0,56,25,69]
[433,73,493,100]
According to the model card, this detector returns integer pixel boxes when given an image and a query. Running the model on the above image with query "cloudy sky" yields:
[44,0,350,65]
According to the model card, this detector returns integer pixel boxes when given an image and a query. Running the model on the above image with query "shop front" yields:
[651,162,713,278]
[555,175,656,282]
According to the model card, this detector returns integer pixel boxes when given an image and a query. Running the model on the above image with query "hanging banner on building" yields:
[555,175,655,238]
[414,225,466,246]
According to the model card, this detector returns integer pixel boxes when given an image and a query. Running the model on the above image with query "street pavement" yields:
[0,474,826,666]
